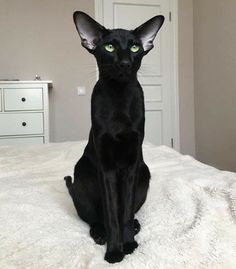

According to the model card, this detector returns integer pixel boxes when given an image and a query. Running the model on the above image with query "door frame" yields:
[95,0,180,151]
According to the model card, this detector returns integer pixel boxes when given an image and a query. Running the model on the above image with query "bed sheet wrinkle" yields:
[0,141,236,269]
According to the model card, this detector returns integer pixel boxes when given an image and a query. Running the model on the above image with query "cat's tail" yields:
[64,175,73,189]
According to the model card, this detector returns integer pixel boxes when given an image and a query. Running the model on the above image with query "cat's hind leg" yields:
[131,162,150,237]
[134,162,150,213]
[64,158,106,245]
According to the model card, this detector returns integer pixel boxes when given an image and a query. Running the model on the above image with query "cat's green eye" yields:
[104,44,115,52]
[130,44,140,53]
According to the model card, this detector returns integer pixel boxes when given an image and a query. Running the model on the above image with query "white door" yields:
[96,0,176,147]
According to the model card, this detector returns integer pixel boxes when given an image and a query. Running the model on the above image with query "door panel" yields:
[143,85,162,102]
[103,0,172,146]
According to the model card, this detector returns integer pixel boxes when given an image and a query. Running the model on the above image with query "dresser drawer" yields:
[0,113,44,136]
[4,88,43,111]
[0,136,44,146]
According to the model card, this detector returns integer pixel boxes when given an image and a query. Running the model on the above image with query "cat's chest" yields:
[96,89,140,115]
[92,82,144,126]
[109,91,132,112]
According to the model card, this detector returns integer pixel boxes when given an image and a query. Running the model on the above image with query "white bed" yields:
[0,141,236,269]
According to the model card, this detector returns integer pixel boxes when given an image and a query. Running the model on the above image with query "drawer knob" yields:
[22,122,27,127]
[21,97,26,102]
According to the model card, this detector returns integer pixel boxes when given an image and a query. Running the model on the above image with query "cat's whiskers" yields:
[74,68,98,87]
[137,69,147,76]
[84,72,98,85]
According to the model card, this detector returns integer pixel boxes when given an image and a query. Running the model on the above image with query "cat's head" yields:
[73,11,164,82]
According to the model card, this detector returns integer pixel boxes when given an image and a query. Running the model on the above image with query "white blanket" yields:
[0,141,236,269]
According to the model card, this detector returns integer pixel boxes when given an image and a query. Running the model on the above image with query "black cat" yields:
[65,11,164,264]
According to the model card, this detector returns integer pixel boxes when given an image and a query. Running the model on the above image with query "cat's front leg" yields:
[120,166,139,255]
[119,132,141,254]
[99,170,124,263]
[96,134,124,263]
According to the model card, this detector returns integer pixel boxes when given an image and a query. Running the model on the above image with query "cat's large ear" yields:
[73,11,106,51]
[134,15,164,52]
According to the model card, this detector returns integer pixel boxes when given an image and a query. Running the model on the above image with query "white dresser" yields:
[0,81,52,145]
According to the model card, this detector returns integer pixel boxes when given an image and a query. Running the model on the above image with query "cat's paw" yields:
[134,219,141,235]
[105,250,124,263]
[123,241,138,255]
[90,223,106,245]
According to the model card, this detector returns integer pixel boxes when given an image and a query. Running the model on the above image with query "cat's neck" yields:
[96,77,140,98]
[98,74,138,86]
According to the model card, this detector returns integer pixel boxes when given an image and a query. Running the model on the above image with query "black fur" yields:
[65,11,164,263]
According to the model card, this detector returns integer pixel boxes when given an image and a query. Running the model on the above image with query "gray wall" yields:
[0,0,95,142]
[178,0,195,156]
[0,0,196,157]
[194,0,236,172]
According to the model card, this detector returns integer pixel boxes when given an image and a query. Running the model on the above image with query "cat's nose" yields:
[119,60,131,69]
